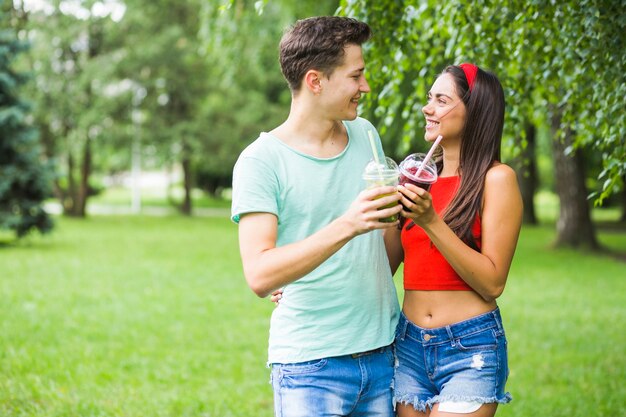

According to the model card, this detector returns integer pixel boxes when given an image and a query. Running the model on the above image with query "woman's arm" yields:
[384,226,404,276]
[398,164,523,301]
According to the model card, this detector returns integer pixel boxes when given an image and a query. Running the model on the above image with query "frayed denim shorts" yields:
[393,308,512,413]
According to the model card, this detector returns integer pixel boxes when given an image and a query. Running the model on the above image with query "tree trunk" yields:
[621,175,626,222]
[513,122,538,225]
[76,138,92,217]
[180,146,192,216]
[63,138,91,218]
[551,113,600,250]
[64,150,78,216]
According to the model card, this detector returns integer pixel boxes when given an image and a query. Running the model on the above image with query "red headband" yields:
[460,63,478,92]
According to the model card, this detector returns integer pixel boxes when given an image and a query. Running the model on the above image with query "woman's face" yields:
[421,73,466,143]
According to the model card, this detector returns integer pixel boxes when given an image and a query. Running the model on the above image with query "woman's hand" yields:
[270,288,283,305]
[397,183,437,227]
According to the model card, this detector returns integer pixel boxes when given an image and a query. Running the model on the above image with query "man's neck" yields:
[269,99,348,158]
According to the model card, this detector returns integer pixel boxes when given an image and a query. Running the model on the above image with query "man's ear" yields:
[304,70,323,95]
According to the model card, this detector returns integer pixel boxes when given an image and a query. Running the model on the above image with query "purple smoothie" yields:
[399,164,437,191]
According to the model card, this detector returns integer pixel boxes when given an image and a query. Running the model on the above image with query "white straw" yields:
[367,130,381,166]
[415,135,443,177]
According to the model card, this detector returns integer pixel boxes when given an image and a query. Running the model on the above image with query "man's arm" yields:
[238,186,401,298]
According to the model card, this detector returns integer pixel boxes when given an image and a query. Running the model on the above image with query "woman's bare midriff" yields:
[402,290,498,329]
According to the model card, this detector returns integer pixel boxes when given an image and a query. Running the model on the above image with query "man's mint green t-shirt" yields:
[231,117,400,364]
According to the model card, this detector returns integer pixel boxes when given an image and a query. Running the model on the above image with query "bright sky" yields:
[15,0,127,22]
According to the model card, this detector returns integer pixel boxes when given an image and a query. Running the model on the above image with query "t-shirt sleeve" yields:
[230,153,279,224]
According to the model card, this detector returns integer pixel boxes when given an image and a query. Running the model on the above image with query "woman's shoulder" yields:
[483,162,521,206]
[485,162,517,185]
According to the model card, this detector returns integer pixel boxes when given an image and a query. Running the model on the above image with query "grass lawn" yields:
[1,216,272,416]
[1,214,625,416]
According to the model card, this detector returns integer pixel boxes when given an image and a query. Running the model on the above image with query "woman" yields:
[386,64,523,416]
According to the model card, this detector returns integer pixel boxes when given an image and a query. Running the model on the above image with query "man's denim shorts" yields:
[270,345,394,417]
[393,308,512,412]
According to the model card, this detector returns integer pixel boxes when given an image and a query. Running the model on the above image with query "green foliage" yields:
[15,2,133,215]
[0,215,625,416]
[195,0,340,189]
[339,0,626,201]
[16,0,341,205]
[0,18,53,238]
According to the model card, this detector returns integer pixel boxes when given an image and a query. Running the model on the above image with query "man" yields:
[231,16,401,417]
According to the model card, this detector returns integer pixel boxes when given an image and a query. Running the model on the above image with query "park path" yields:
[44,202,231,217]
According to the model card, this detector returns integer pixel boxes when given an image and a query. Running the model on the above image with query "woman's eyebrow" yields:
[428,91,454,100]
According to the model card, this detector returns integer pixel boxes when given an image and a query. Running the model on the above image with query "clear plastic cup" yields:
[398,153,438,191]
[362,157,399,223]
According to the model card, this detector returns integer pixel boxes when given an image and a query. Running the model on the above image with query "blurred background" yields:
[1,1,624,416]
[1,0,624,238]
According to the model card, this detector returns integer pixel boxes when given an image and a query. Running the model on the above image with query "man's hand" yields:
[339,185,402,235]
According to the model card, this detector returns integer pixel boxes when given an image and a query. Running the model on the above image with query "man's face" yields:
[319,44,371,121]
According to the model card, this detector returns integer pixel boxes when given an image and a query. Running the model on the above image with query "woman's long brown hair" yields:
[437,65,505,251]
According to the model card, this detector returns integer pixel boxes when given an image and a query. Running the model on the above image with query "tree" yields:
[340,0,626,249]
[0,8,53,238]
[194,0,341,197]
[512,122,538,225]
[17,0,342,217]
[16,1,126,217]
[110,0,232,214]
[500,0,624,248]
[551,114,598,248]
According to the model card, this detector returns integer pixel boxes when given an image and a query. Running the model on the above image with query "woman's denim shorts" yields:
[393,308,512,412]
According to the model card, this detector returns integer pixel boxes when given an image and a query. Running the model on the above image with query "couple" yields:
[231,16,523,417]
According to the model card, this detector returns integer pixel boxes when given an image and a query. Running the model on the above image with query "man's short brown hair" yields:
[279,16,371,92]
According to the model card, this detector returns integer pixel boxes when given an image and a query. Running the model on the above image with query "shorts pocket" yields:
[455,328,498,351]
[277,358,328,376]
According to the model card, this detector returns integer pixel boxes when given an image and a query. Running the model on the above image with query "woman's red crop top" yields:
[401,176,481,291]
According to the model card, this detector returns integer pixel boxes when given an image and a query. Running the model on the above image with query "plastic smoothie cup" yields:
[362,157,399,223]
[398,153,438,191]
